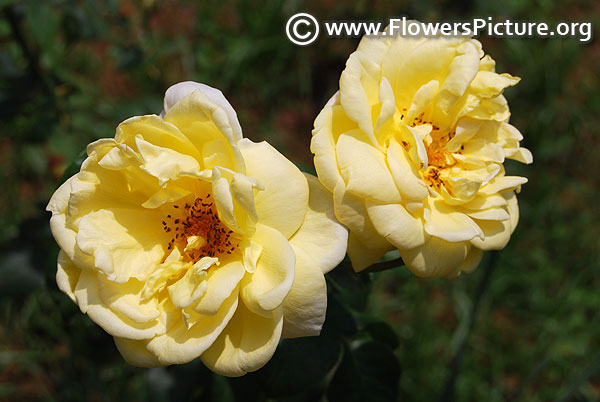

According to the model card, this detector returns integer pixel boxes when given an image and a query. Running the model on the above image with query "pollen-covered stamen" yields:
[426,140,450,169]
[162,193,240,263]
[399,108,459,188]
[423,166,443,192]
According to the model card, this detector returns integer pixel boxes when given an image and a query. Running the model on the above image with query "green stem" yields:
[337,257,405,275]
[439,251,497,402]
[363,257,404,273]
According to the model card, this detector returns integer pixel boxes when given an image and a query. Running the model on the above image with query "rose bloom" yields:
[311,30,532,278]
[47,82,347,376]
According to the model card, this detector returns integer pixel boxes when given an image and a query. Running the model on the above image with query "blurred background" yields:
[1,0,599,401]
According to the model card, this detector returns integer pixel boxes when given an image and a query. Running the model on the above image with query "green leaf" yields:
[26,1,61,49]
[295,162,317,176]
[326,266,372,311]
[327,341,400,402]
[353,314,399,350]
[324,291,358,337]
[256,331,342,397]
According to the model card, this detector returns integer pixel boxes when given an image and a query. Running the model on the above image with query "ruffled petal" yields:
[115,115,201,161]
[144,288,239,365]
[167,257,215,309]
[424,199,484,243]
[238,139,309,239]
[73,269,165,340]
[201,302,283,377]
[332,178,391,250]
[386,138,428,201]
[163,89,244,173]
[336,129,401,203]
[193,259,245,316]
[311,105,356,191]
[135,135,201,186]
[162,81,243,143]
[240,224,295,316]
[75,208,167,282]
[56,250,81,303]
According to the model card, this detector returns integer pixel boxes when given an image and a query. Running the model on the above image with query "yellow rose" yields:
[311,31,532,278]
[47,82,347,376]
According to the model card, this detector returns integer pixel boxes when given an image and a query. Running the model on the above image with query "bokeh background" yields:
[1,0,599,401]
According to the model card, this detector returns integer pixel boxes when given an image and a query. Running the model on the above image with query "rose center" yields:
[162,193,239,263]
[402,110,459,190]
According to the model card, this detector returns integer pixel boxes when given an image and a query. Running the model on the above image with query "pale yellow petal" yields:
[115,115,201,161]
[48,178,82,263]
[469,71,520,98]
[464,206,510,221]
[311,104,357,191]
[424,199,484,242]
[242,240,262,274]
[145,288,239,365]
[167,257,215,309]
[74,270,164,340]
[332,178,391,250]
[97,275,161,324]
[339,53,380,147]
[506,147,533,164]
[336,129,402,203]
[386,138,428,201]
[162,82,243,143]
[200,302,283,377]
[66,163,156,224]
[405,79,439,122]
[469,191,518,250]
[241,224,295,315]
[141,186,191,209]
[281,245,327,338]
[469,218,511,250]
[163,89,245,173]
[366,200,425,250]
[135,135,201,186]
[289,174,347,274]
[114,337,162,368]
[374,77,397,135]
[97,143,142,170]
[211,166,241,234]
[47,176,74,215]
[400,236,468,278]
[230,172,260,228]
[480,175,528,195]
[505,190,519,234]
[467,95,510,122]
[457,247,484,274]
[389,38,463,106]
[238,139,309,239]
[75,208,167,282]
[56,250,81,303]
[435,40,480,111]
[193,259,245,316]
[463,193,508,210]
[347,232,393,272]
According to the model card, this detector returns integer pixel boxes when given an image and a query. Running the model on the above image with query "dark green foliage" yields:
[1,0,599,401]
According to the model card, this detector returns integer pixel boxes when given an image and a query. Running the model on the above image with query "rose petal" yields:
[289,174,347,274]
